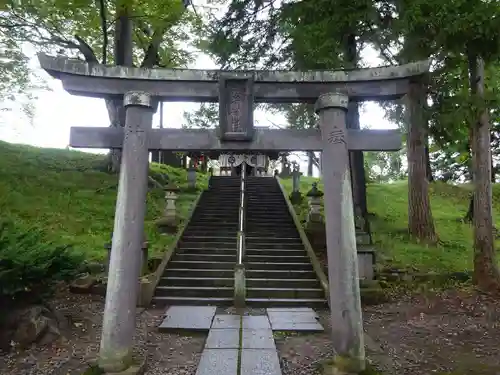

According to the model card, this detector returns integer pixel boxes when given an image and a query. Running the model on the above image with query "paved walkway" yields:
[196,314,281,375]
[159,306,324,375]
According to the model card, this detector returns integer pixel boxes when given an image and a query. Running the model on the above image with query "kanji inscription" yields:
[328,129,346,145]
[219,76,255,141]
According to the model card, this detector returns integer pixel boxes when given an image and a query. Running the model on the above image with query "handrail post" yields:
[234,163,247,308]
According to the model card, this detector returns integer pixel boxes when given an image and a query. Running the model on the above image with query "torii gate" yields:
[38,53,430,373]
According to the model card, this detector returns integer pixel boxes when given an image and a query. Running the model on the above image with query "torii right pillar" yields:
[315,92,365,370]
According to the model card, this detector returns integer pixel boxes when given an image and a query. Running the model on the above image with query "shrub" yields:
[0,220,84,301]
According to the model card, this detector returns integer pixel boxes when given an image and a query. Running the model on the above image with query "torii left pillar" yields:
[99,91,154,372]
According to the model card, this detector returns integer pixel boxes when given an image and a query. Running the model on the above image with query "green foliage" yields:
[282,177,500,273]
[0,219,83,300]
[0,140,207,260]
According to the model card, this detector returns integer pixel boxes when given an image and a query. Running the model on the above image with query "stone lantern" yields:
[187,160,197,191]
[306,182,324,229]
[155,183,181,235]
[289,162,303,204]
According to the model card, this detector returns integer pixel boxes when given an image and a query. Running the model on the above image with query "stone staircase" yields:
[153,176,240,306]
[244,177,327,308]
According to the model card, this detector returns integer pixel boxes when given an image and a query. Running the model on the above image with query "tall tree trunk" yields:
[406,80,437,243]
[307,152,314,176]
[106,5,133,173]
[424,133,433,182]
[468,52,500,292]
[345,32,369,234]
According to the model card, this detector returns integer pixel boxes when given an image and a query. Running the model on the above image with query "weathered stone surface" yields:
[268,310,319,324]
[195,349,239,375]
[205,329,240,349]
[240,349,282,375]
[211,315,241,329]
[269,321,324,332]
[38,53,430,84]
[242,329,276,349]
[159,306,216,331]
[69,127,401,152]
[242,316,271,330]
[12,306,65,348]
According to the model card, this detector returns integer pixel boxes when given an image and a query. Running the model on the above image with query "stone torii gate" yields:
[38,53,430,373]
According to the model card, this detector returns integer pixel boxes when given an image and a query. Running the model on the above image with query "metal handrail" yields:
[237,163,246,264]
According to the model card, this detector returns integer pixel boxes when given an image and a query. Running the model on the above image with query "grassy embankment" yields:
[281,176,500,274]
[0,140,208,261]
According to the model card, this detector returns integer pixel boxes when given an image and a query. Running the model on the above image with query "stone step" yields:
[246,220,295,225]
[245,297,327,308]
[245,248,307,256]
[246,278,320,288]
[192,213,240,219]
[169,261,235,269]
[174,253,237,262]
[165,268,234,278]
[178,241,237,249]
[152,296,233,306]
[155,285,234,298]
[245,242,304,250]
[246,237,302,244]
[245,232,298,238]
[181,236,237,243]
[182,231,238,237]
[177,247,236,254]
[246,262,313,271]
[245,269,316,279]
[159,277,234,287]
[245,255,309,263]
[246,287,324,299]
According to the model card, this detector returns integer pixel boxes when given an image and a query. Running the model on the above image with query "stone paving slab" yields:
[211,314,241,329]
[267,307,324,331]
[241,349,282,375]
[242,315,271,329]
[205,329,240,349]
[195,349,239,375]
[242,329,276,349]
[267,307,315,312]
[159,306,216,331]
[269,321,324,332]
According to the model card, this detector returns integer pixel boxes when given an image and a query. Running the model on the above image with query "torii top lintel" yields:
[37,53,431,104]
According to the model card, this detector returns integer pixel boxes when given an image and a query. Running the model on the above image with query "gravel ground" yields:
[2,288,500,375]
[0,290,206,375]
[275,288,500,375]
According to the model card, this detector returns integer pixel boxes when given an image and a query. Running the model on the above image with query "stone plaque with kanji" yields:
[218,75,254,141]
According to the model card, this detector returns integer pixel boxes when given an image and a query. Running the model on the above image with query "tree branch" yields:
[140,26,167,68]
[96,0,108,64]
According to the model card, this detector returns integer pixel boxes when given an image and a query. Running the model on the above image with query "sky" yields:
[0,11,396,174]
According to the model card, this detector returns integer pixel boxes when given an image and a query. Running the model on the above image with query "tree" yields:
[401,0,500,291]
[1,0,199,171]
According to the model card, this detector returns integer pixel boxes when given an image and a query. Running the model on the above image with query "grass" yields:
[281,176,500,274]
[0,140,208,261]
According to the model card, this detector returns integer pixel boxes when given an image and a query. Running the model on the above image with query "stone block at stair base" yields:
[267,307,324,332]
[195,349,239,375]
[159,306,216,332]
[241,349,282,375]
[242,329,276,349]
[205,329,239,349]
